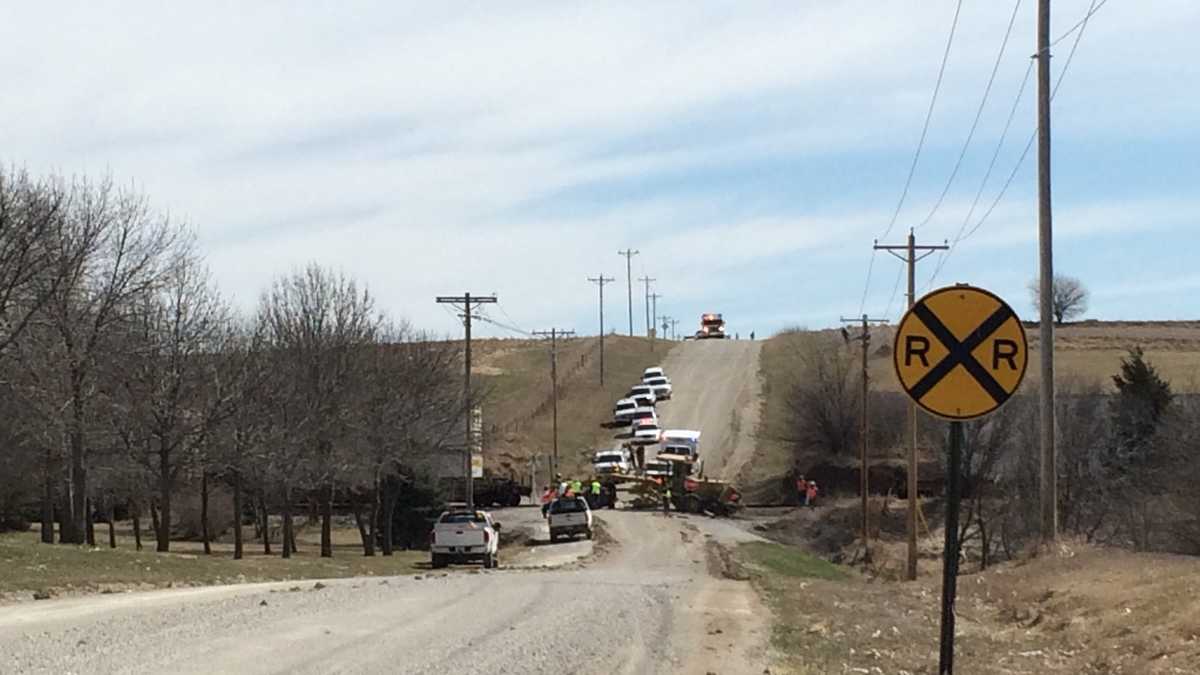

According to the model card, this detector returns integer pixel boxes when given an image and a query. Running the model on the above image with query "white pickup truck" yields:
[548,497,593,542]
[430,509,501,569]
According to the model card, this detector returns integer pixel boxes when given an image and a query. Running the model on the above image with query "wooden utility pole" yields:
[435,292,497,510]
[533,328,575,475]
[841,314,888,563]
[648,293,662,343]
[638,275,656,338]
[588,275,615,385]
[669,318,679,340]
[1035,0,1057,544]
[875,229,947,581]
[618,249,639,336]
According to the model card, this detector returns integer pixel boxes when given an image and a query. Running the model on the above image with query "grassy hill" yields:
[473,335,675,482]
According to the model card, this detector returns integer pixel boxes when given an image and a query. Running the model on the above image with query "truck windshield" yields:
[595,454,623,462]
[440,512,486,524]
[550,499,587,514]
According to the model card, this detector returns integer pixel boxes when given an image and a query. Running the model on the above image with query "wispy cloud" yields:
[0,1,1195,333]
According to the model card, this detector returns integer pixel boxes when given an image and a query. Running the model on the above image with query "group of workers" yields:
[795,475,819,507]
[541,474,617,516]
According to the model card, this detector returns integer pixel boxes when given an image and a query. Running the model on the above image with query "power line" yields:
[925,59,1036,289]
[914,0,1024,232]
[1050,0,1111,47]
[925,0,1101,289]
[859,0,965,315]
[880,0,965,243]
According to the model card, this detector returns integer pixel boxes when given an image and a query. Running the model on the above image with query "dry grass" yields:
[738,538,1200,674]
[477,335,676,479]
[0,523,425,600]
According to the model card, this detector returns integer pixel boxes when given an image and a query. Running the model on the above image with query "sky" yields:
[1,1,1196,339]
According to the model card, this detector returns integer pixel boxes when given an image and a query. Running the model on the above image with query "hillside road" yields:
[657,339,763,481]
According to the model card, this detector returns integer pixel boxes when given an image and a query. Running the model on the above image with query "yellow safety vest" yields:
[591,482,601,494]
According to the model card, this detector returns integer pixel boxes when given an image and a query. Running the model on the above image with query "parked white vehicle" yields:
[612,397,639,424]
[593,447,632,474]
[631,417,661,445]
[630,407,657,425]
[548,497,593,542]
[642,366,665,381]
[430,509,501,569]
[644,375,672,400]
[628,384,658,406]
[658,429,701,462]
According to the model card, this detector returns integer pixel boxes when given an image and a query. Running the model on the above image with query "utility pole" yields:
[533,328,575,476]
[875,229,948,581]
[669,318,679,340]
[1036,0,1057,544]
[648,293,662,343]
[435,292,497,511]
[618,249,639,336]
[638,275,656,338]
[841,314,888,564]
[587,275,615,385]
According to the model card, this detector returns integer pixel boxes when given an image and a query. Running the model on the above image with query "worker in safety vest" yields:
[571,479,583,496]
[661,486,672,516]
[796,475,808,506]
[806,481,819,508]
[590,479,602,508]
[540,485,554,518]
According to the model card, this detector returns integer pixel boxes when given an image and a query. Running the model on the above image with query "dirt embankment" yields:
[743,537,1200,674]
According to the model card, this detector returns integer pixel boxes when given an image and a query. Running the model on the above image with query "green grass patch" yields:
[737,541,848,581]
[0,530,426,597]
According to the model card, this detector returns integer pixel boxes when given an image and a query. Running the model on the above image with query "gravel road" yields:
[0,511,768,674]
[1,337,772,674]
[657,339,763,480]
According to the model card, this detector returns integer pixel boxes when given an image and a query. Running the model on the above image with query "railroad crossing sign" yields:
[893,284,1027,420]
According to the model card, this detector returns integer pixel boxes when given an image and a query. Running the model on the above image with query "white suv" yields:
[642,366,665,381]
[628,384,658,406]
[593,448,631,474]
[644,376,672,400]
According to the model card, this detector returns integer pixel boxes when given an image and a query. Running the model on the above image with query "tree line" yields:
[781,330,1200,563]
[0,167,469,558]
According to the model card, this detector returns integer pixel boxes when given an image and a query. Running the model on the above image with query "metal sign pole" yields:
[938,420,964,674]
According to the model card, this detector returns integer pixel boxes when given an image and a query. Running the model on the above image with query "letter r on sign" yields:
[992,339,1018,370]
[905,336,930,367]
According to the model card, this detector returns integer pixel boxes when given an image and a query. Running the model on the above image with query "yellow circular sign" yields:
[893,284,1028,420]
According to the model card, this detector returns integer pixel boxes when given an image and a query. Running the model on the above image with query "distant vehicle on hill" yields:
[696,313,726,339]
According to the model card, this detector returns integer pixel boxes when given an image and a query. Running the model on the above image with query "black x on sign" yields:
[893,284,1028,420]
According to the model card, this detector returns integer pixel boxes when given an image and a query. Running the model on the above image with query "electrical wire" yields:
[914,0,1023,232]
[925,58,1035,288]
[858,0,964,316]
[880,0,965,243]
[475,309,533,338]
[924,0,1101,290]
[1050,0,1111,47]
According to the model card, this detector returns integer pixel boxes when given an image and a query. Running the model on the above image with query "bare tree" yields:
[0,167,70,355]
[1027,274,1089,325]
[111,254,236,552]
[354,324,462,555]
[259,264,378,558]
[780,333,859,458]
[32,178,183,543]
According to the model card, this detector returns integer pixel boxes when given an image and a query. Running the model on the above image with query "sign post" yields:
[893,284,1027,675]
